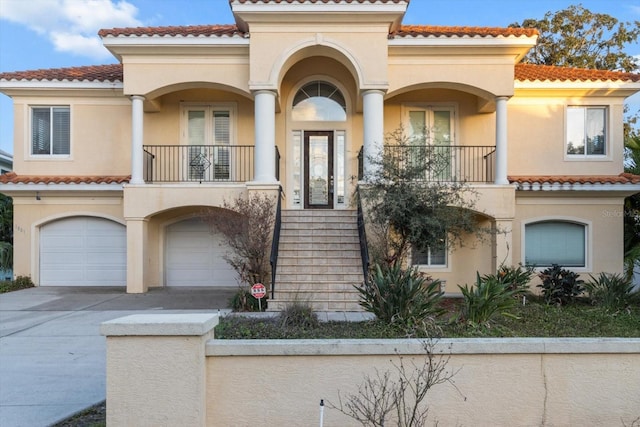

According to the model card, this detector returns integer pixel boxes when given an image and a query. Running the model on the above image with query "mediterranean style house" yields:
[1,0,639,309]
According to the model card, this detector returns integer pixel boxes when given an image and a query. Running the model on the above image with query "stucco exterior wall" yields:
[102,314,640,427]
[12,195,124,283]
[513,195,626,276]
[206,340,640,427]
[122,56,251,98]
[508,96,625,176]
[10,95,131,176]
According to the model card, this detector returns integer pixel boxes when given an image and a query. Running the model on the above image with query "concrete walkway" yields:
[0,286,235,427]
[0,286,373,427]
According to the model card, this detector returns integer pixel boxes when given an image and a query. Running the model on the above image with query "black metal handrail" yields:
[142,145,254,183]
[358,145,496,183]
[356,185,370,284]
[269,185,283,299]
[384,144,496,183]
[275,146,281,181]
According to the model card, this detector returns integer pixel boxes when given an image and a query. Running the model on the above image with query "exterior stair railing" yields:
[356,185,370,284]
[269,185,283,299]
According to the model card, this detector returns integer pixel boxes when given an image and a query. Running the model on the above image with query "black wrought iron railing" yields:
[142,145,254,183]
[275,146,281,181]
[356,185,370,284]
[269,186,283,299]
[357,145,496,183]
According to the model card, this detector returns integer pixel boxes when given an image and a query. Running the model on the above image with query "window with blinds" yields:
[183,104,235,181]
[31,106,70,156]
[525,221,587,268]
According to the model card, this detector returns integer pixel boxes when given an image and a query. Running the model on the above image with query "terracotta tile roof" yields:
[0,172,129,185]
[394,25,538,38]
[515,63,640,83]
[0,64,123,83]
[98,24,244,38]
[509,174,640,189]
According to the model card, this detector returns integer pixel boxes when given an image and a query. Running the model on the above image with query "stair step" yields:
[272,209,363,311]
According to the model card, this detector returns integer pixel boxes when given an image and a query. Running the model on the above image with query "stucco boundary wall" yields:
[102,314,640,427]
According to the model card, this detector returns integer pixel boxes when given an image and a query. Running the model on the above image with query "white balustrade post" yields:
[494,96,509,185]
[253,90,277,183]
[130,95,145,185]
[362,90,385,181]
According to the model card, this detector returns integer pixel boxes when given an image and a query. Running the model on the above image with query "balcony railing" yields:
[143,145,258,183]
[358,145,496,183]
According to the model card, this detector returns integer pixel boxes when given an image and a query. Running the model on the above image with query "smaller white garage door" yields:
[165,218,236,286]
[40,217,126,286]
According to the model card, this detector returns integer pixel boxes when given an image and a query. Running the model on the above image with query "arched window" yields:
[524,220,587,268]
[292,81,346,121]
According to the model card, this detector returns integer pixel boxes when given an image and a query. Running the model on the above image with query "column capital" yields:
[130,95,146,102]
[251,89,277,98]
[361,88,387,97]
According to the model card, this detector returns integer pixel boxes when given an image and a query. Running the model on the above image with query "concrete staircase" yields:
[269,210,365,311]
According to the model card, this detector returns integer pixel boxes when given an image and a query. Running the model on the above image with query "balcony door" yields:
[304,131,334,209]
[406,106,455,180]
[184,104,233,181]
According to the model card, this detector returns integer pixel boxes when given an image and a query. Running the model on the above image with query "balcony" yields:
[143,145,280,183]
[359,145,496,183]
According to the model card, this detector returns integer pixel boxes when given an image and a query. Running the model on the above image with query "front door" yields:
[304,131,333,209]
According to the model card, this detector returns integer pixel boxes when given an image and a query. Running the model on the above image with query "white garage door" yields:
[40,217,126,286]
[165,218,236,286]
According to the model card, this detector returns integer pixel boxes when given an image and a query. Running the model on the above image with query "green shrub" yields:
[537,264,584,305]
[459,272,518,324]
[495,263,535,295]
[228,287,267,312]
[355,263,444,327]
[584,272,639,310]
[0,276,34,294]
[278,301,318,329]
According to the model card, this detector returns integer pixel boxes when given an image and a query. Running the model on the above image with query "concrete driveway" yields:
[0,286,235,427]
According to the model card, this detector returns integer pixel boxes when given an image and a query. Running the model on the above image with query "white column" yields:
[362,90,385,180]
[494,96,509,185]
[253,90,277,183]
[130,95,145,185]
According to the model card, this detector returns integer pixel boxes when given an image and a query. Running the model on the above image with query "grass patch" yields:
[51,401,105,427]
[215,297,640,339]
[0,276,34,294]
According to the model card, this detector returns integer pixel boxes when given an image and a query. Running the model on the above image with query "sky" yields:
[0,0,639,155]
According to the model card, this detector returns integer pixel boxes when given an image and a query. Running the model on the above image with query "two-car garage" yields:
[39,216,235,287]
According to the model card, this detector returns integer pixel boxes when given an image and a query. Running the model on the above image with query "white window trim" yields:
[180,102,237,145]
[564,105,610,161]
[401,103,458,145]
[521,216,592,272]
[411,240,451,273]
[28,105,72,159]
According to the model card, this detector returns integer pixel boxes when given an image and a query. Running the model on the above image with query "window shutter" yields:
[213,111,230,145]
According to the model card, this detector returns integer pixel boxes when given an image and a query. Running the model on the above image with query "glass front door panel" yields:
[304,132,333,208]
[309,136,329,205]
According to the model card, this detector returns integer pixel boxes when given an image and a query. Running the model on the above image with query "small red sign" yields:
[251,283,266,299]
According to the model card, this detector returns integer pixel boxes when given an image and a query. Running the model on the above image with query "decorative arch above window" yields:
[292,81,346,122]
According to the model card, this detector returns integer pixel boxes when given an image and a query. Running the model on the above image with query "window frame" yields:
[180,102,237,146]
[29,105,71,158]
[410,233,450,271]
[401,103,457,146]
[565,105,608,160]
[522,217,592,272]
